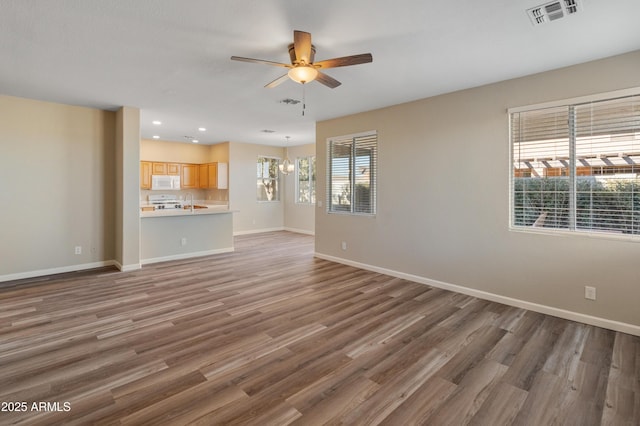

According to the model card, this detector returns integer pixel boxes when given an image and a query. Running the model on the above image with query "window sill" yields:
[509,225,640,243]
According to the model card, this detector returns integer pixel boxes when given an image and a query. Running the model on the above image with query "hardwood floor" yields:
[1,231,638,425]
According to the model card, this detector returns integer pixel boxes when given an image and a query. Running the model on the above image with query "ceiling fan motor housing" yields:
[289,44,315,65]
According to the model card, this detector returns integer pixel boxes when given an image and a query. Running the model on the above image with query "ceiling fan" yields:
[231,30,373,89]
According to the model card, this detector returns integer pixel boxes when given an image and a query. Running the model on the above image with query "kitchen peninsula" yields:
[140,203,234,264]
[139,138,233,264]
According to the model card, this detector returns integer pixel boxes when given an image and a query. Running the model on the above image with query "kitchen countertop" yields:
[140,204,234,218]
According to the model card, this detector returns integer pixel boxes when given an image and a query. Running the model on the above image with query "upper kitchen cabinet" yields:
[199,163,209,188]
[181,164,199,189]
[140,161,152,189]
[167,163,180,175]
[152,162,166,175]
[152,162,180,175]
[198,162,228,189]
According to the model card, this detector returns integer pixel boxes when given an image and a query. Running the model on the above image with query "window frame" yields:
[327,130,377,216]
[256,156,280,202]
[295,155,316,205]
[508,87,640,241]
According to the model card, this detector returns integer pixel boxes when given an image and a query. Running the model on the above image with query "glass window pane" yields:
[511,94,640,236]
[257,157,279,201]
[328,134,376,215]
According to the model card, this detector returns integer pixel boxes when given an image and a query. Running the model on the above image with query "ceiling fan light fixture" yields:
[288,65,318,84]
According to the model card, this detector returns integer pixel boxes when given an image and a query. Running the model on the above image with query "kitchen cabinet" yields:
[152,162,180,175]
[198,162,228,189]
[152,162,166,175]
[198,164,210,188]
[167,163,180,175]
[141,161,227,190]
[140,161,152,189]
[181,164,199,189]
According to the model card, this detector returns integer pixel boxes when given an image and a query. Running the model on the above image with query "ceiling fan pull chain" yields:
[302,83,306,116]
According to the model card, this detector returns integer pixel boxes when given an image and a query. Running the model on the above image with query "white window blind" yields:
[511,94,640,236]
[328,131,377,215]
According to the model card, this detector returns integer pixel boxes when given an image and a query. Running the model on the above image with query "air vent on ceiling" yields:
[527,0,581,25]
[279,98,301,105]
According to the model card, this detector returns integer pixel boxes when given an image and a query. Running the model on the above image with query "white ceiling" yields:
[1,0,639,146]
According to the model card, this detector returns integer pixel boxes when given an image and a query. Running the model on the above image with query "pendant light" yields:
[279,136,295,175]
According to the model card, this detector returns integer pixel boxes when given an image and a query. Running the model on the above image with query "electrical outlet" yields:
[74,246,82,255]
[341,241,347,250]
[181,237,187,246]
[585,286,596,300]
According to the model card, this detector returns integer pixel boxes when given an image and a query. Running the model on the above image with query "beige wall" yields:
[140,138,212,163]
[207,142,229,163]
[283,143,316,234]
[141,213,233,262]
[115,106,141,270]
[140,138,230,164]
[0,95,116,279]
[316,50,640,331]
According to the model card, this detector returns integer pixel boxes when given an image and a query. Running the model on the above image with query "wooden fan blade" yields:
[230,56,290,68]
[293,30,312,64]
[314,53,373,69]
[264,74,289,88]
[315,71,341,89]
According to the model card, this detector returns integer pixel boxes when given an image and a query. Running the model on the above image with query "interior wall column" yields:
[115,106,141,271]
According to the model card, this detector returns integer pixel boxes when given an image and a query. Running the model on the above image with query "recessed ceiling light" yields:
[152,135,160,139]
[152,120,162,125]
[198,127,206,132]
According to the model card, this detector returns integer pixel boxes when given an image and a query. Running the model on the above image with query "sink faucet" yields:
[185,193,193,212]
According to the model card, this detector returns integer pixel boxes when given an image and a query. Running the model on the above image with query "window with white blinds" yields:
[327,131,377,215]
[511,93,640,236]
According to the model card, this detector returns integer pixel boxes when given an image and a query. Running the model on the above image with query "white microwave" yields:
[151,175,181,190]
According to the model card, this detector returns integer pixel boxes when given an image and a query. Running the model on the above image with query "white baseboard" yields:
[283,227,315,236]
[314,252,640,337]
[234,227,315,236]
[141,247,234,265]
[234,227,284,236]
[112,261,141,272]
[0,260,117,283]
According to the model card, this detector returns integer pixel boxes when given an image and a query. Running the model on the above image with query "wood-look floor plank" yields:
[0,231,638,425]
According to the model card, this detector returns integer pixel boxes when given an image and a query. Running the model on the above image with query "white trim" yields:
[283,227,315,236]
[0,260,118,283]
[113,261,142,272]
[141,247,234,265]
[326,130,378,216]
[327,129,378,143]
[294,155,317,206]
[508,86,640,113]
[509,225,640,243]
[234,226,285,236]
[314,252,640,337]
